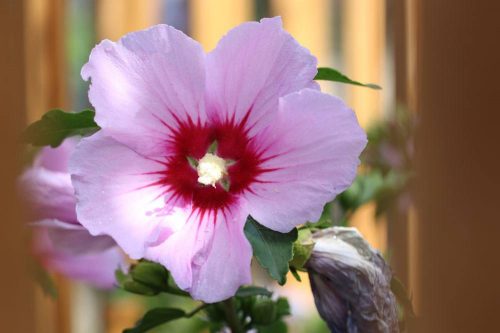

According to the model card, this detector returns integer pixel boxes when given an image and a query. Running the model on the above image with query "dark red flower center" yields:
[158,116,264,212]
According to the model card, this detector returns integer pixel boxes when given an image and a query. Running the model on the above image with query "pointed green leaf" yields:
[22,109,100,147]
[315,67,381,90]
[289,266,302,282]
[244,216,298,285]
[123,308,186,333]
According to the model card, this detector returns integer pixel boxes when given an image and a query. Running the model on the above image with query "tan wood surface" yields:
[0,0,35,331]
[413,1,500,331]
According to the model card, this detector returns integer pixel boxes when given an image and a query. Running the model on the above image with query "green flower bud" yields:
[130,261,169,291]
[123,280,159,296]
[251,298,278,326]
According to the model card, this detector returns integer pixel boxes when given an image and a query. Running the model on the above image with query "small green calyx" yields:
[290,228,315,270]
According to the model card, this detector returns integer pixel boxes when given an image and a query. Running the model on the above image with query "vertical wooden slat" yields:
[352,204,388,252]
[54,278,72,333]
[383,0,411,287]
[25,0,68,121]
[392,0,407,106]
[71,284,106,333]
[405,0,419,117]
[107,298,144,333]
[271,0,333,67]
[406,0,421,314]
[343,0,387,252]
[25,0,71,332]
[386,206,410,286]
[189,0,253,51]
[25,0,50,121]
[407,206,420,315]
[414,1,500,332]
[96,0,161,40]
[46,0,68,111]
[0,0,35,332]
[343,0,385,127]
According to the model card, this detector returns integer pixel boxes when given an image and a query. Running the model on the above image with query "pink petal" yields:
[34,226,124,289]
[145,203,252,303]
[51,246,124,289]
[69,132,168,258]
[82,24,207,156]
[36,139,77,172]
[206,17,317,135]
[245,89,367,232]
[19,167,77,223]
[34,219,116,256]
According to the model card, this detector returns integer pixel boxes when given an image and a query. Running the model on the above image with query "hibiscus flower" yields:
[70,17,366,302]
[20,140,124,289]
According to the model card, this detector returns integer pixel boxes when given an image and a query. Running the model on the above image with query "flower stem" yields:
[223,298,244,333]
[186,303,209,318]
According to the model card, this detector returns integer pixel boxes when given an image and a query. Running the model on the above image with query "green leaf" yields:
[289,266,302,282]
[236,286,272,298]
[373,171,411,217]
[338,172,385,211]
[275,297,291,318]
[244,216,298,285]
[205,303,227,323]
[123,308,186,333]
[314,67,381,90]
[130,261,169,291]
[251,299,278,325]
[257,320,288,333]
[22,109,100,147]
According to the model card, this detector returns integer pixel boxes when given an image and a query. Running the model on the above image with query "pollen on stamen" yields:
[196,153,227,187]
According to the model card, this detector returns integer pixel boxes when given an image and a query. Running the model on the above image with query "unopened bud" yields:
[305,227,399,333]
[251,298,278,326]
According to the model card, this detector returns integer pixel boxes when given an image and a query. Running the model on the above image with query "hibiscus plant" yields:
[20,17,413,333]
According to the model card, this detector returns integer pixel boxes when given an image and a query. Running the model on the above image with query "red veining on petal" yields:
[145,112,270,217]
